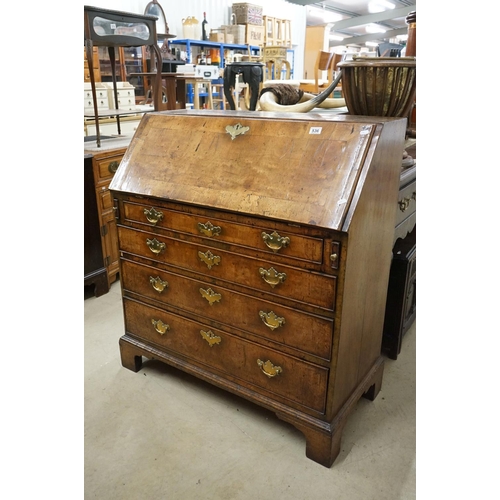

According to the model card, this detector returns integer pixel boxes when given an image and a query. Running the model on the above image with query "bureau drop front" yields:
[109,109,406,467]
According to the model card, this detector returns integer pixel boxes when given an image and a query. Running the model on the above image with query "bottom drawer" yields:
[123,297,328,414]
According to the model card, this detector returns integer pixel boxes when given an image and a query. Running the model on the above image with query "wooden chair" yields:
[299,50,336,94]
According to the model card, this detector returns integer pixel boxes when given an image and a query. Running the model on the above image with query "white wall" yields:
[83,0,306,78]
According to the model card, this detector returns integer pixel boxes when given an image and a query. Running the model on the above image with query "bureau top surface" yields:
[110,110,400,231]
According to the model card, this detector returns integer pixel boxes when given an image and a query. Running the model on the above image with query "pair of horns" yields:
[258,71,345,113]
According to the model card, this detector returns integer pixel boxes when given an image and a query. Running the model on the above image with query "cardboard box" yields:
[209,31,225,43]
[246,24,265,45]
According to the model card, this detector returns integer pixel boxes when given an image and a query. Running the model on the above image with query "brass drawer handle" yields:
[259,311,285,331]
[398,198,411,212]
[144,207,164,225]
[398,192,415,212]
[198,250,221,270]
[146,238,166,255]
[259,267,287,288]
[198,221,222,238]
[149,276,169,293]
[108,160,120,173]
[200,330,222,347]
[199,287,222,306]
[261,231,290,253]
[257,359,282,378]
[152,318,170,335]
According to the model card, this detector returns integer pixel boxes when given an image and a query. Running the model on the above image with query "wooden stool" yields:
[186,78,213,109]
[262,45,291,81]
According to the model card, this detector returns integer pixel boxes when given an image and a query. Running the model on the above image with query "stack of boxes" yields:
[209,4,291,47]
[231,2,265,45]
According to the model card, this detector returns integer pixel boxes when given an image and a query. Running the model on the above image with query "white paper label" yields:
[309,127,322,134]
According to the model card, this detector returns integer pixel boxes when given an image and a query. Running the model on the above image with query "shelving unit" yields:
[168,39,261,67]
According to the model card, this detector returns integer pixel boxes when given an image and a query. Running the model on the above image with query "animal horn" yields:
[259,70,345,113]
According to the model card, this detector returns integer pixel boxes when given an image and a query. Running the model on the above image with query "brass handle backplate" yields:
[149,276,169,293]
[261,231,290,253]
[152,318,170,335]
[259,267,287,288]
[199,287,222,306]
[108,161,119,173]
[257,359,282,378]
[198,250,221,270]
[198,221,222,238]
[398,192,416,212]
[200,330,222,347]
[146,238,166,255]
[144,207,164,225]
[259,311,285,331]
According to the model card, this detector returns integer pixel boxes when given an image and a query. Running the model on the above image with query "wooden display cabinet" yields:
[98,46,146,101]
[84,46,101,83]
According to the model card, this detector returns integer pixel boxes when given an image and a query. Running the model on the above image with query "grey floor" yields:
[84,279,416,499]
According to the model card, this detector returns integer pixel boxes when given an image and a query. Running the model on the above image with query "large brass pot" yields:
[337,56,416,117]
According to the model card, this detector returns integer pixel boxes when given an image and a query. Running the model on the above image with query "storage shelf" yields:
[169,39,261,67]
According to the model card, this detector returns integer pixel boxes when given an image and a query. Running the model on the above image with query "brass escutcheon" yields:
[261,231,290,253]
[144,207,164,225]
[199,287,222,305]
[149,276,169,293]
[259,267,287,288]
[146,238,166,254]
[198,221,222,238]
[152,318,170,335]
[200,330,222,347]
[225,123,250,140]
[257,359,282,378]
[259,311,285,331]
[198,250,221,270]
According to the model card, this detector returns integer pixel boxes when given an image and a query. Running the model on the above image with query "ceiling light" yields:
[329,34,344,41]
[365,41,379,47]
[307,7,343,23]
[365,23,387,34]
[368,1,396,13]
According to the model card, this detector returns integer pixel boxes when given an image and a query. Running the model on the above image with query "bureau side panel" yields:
[331,120,406,415]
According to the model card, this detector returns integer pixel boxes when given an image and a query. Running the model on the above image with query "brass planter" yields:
[338,57,416,117]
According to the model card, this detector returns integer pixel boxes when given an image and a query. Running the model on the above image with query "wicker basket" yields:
[222,14,246,44]
[231,3,263,25]
[337,57,416,117]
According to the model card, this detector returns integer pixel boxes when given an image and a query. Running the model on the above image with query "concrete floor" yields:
[84,279,416,499]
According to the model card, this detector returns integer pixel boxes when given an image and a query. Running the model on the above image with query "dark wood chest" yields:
[110,109,407,467]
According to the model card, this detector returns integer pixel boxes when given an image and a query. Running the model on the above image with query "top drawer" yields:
[93,153,123,186]
[121,200,326,265]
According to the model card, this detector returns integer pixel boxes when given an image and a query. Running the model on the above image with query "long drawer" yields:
[117,225,337,311]
[121,200,326,265]
[121,259,334,360]
[123,297,329,414]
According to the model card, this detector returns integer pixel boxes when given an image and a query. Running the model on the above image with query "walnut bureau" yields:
[109,109,407,467]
